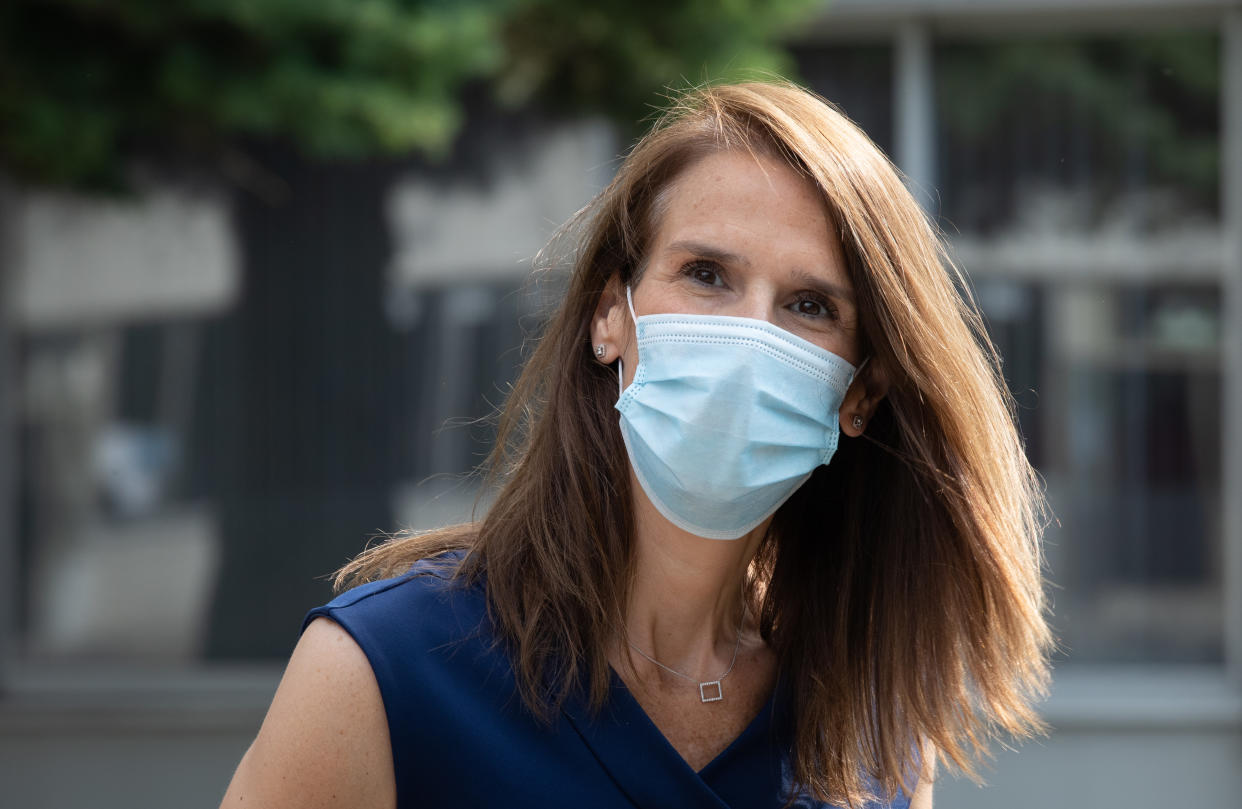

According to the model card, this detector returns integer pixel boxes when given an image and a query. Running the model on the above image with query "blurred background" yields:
[1,0,1240,807]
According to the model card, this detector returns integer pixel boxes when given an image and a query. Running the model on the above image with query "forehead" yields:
[647,149,846,275]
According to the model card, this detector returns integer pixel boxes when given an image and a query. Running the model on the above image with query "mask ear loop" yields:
[617,285,639,395]
[849,355,870,387]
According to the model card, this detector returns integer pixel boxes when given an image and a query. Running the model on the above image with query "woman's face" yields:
[622,148,860,386]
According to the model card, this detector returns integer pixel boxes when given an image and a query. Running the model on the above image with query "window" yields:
[793,42,896,157]
[935,32,1226,665]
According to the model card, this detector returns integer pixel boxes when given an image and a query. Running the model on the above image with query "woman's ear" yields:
[840,359,890,437]
[590,275,631,364]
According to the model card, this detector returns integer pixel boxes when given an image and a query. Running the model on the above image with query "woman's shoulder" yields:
[223,604,399,807]
[299,549,513,719]
[302,550,487,646]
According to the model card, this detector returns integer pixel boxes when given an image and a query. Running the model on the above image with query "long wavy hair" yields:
[337,80,1052,807]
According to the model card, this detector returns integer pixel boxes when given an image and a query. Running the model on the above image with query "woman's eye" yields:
[793,296,835,319]
[681,261,724,287]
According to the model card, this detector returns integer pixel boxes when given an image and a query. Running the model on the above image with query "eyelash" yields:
[792,294,837,320]
[677,260,839,321]
[680,260,724,287]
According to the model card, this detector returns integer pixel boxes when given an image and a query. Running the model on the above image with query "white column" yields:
[894,19,937,213]
[1222,8,1242,686]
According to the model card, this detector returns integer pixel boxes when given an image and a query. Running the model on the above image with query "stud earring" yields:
[594,344,606,359]
[852,415,864,430]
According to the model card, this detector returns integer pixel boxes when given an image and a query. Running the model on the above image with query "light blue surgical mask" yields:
[616,287,860,539]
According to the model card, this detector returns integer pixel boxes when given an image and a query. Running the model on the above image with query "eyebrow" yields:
[665,239,856,305]
[666,240,750,268]
[791,268,856,306]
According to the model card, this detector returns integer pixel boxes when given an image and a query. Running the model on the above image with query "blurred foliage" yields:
[496,0,810,124]
[0,0,818,188]
[938,33,1220,205]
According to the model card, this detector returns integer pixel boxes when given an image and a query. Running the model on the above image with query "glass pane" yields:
[792,43,895,158]
[390,282,534,532]
[17,323,219,662]
[936,33,1220,235]
[975,278,1223,664]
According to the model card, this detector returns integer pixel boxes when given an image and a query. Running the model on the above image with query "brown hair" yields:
[337,80,1052,807]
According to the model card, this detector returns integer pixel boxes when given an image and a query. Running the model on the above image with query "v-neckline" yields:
[614,665,780,775]
[561,666,788,809]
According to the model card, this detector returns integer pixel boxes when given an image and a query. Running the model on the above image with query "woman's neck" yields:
[621,480,768,682]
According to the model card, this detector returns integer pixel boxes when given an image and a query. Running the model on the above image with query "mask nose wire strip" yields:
[619,284,867,393]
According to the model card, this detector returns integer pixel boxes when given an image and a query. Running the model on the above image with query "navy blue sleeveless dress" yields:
[303,556,911,809]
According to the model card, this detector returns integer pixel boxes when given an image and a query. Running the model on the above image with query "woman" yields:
[221,81,1051,809]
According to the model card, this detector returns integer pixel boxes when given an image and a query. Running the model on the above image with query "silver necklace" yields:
[626,607,745,703]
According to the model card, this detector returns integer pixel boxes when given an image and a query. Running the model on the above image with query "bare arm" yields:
[908,743,936,809]
[220,617,396,809]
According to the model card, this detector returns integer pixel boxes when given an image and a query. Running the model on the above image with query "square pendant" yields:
[699,681,723,702]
